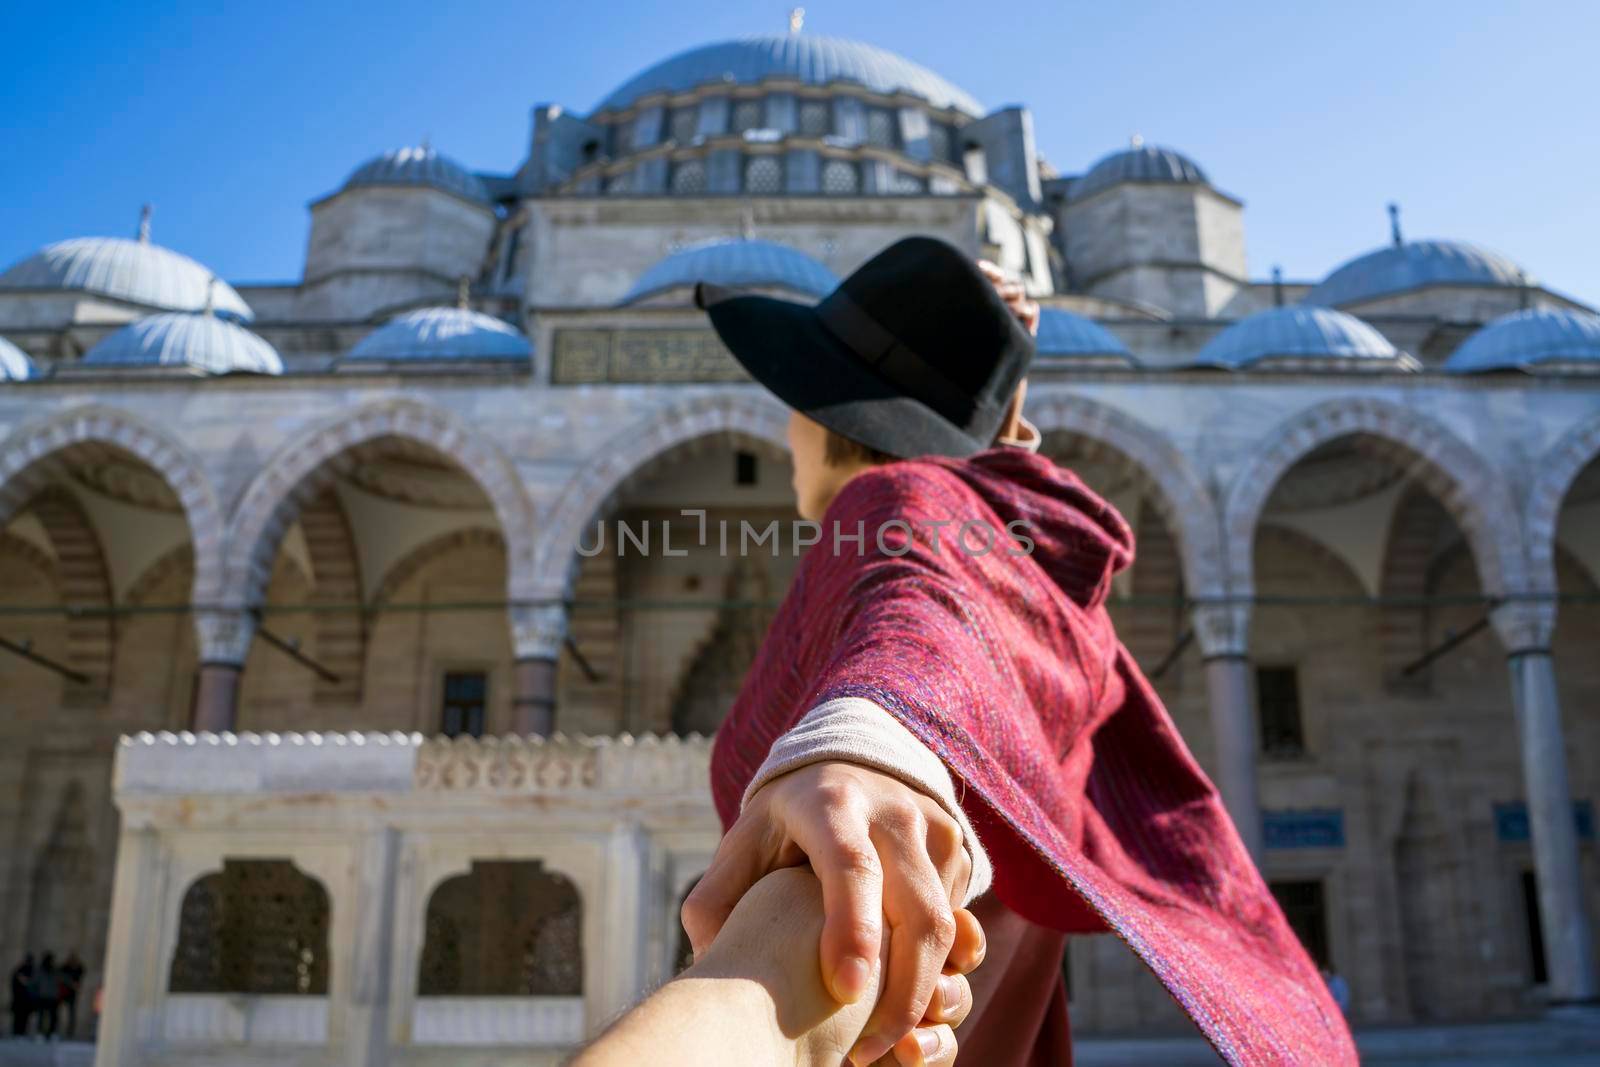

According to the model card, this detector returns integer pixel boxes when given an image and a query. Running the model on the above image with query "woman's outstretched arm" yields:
[573,867,976,1067]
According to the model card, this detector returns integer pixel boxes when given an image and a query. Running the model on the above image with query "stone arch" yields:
[222,399,534,608]
[0,530,57,582]
[24,487,114,697]
[168,858,331,995]
[1027,391,1226,598]
[417,859,583,996]
[371,527,506,608]
[530,391,789,597]
[1525,412,1600,593]
[1223,397,1525,599]
[125,545,195,607]
[299,489,364,705]
[0,405,225,603]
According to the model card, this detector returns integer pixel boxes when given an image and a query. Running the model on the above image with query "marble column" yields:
[1491,600,1598,1004]
[191,609,256,733]
[344,829,400,1067]
[92,826,162,1067]
[1192,601,1263,863]
[511,603,567,736]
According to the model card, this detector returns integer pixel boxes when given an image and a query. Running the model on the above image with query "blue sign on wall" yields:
[1493,800,1595,843]
[1263,808,1345,849]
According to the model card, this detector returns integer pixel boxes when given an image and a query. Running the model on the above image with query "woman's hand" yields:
[977,259,1040,336]
[682,761,978,1065]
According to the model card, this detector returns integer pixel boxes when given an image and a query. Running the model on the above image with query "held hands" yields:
[683,762,983,1065]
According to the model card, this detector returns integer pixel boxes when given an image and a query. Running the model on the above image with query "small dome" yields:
[342,146,491,205]
[346,306,531,362]
[0,237,254,321]
[0,337,36,381]
[1072,144,1207,200]
[1034,308,1136,366]
[1446,307,1600,374]
[1305,239,1530,307]
[621,239,838,305]
[1192,306,1413,371]
[597,35,983,116]
[83,312,283,374]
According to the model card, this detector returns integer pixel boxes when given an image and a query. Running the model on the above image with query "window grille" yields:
[799,100,831,137]
[821,159,859,195]
[671,160,708,195]
[865,108,897,148]
[744,156,782,195]
[670,107,698,145]
[731,99,763,134]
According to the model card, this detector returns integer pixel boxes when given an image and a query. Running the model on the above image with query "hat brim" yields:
[698,285,989,458]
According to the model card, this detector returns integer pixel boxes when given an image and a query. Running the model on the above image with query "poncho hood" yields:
[927,447,1135,612]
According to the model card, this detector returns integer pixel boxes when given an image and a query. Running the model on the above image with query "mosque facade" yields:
[0,30,1597,1063]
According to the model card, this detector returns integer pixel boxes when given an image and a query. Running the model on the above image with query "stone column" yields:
[93,826,162,1067]
[345,829,400,1067]
[1192,601,1263,863]
[1491,600,1599,1004]
[191,609,255,732]
[597,820,651,1023]
[511,603,567,736]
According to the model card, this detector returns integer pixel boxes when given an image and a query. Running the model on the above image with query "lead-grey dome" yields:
[347,307,531,362]
[1072,144,1208,200]
[1191,306,1414,371]
[1446,307,1600,374]
[0,237,254,321]
[83,311,283,375]
[342,146,491,206]
[1304,239,1531,308]
[0,337,35,381]
[596,35,983,116]
[621,239,838,305]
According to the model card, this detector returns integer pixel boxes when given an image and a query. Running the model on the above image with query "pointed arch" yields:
[222,399,534,607]
[1525,412,1600,593]
[0,405,224,603]
[1027,391,1225,598]
[1222,397,1525,598]
[529,391,789,597]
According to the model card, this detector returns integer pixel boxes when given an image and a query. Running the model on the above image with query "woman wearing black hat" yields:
[677,237,1353,1067]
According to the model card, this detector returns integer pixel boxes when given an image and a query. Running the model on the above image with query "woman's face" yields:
[785,410,833,521]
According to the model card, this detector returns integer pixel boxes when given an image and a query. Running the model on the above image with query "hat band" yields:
[815,291,980,425]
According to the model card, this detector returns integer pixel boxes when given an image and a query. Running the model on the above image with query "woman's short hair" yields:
[824,429,897,467]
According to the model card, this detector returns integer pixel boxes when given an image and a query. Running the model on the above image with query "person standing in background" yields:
[60,951,84,1038]
[8,953,34,1038]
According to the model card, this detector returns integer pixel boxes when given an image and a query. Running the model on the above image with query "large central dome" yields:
[596,35,983,116]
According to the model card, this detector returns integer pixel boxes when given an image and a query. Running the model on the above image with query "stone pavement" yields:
[2,1013,1598,1065]
[1075,1011,1600,1065]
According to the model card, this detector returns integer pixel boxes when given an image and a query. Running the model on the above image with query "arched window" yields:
[731,98,763,134]
[669,107,698,145]
[865,108,897,148]
[744,156,782,196]
[799,100,831,138]
[821,159,859,195]
[419,860,582,996]
[168,860,330,995]
[671,160,708,195]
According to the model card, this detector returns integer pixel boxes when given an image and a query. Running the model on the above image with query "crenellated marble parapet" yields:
[115,729,715,799]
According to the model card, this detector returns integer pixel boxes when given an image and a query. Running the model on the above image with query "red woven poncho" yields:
[709,447,1357,1065]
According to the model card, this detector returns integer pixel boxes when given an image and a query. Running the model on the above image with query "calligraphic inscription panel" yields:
[553,329,751,384]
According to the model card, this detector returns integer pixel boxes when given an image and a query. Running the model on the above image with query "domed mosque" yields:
[2,19,1600,1057]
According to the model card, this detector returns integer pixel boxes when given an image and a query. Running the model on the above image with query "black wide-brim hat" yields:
[696,236,1035,458]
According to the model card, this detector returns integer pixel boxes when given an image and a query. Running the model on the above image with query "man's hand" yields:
[683,762,976,1065]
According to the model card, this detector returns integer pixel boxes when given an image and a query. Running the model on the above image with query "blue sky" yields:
[3,0,1597,303]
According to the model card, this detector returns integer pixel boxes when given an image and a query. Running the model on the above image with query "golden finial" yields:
[1388,202,1403,247]
[1129,133,1144,149]
[457,275,471,309]
[789,7,805,33]
[137,203,152,243]
[204,276,216,317]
